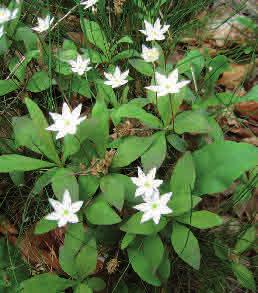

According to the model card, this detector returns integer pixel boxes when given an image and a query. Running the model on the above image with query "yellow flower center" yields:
[151,203,158,209]
[63,209,69,216]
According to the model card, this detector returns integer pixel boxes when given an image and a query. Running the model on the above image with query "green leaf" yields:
[34,218,57,235]
[13,116,42,154]
[14,26,38,51]
[232,263,256,291]
[0,80,19,96]
[63,135,80,161]
[100,174,125,210]
[141,131,166,172]
[75,235,97,277]
[175,211,223,228]
[174,111,210,134]
[96,81,118,107]
[91,100,109,157]
[85,200,122,225]
[120,212,167,235]
[21,273,74,293]
[143,234,164,272]
[83,48,108,63]
[234,226,256,254]
[193,141,258,195]
[205,55,229,95]
[169,152,197,216]
[26,71,51,92]
[51,168,79,201]
[166,133,188,152]
[87,277,106,292]
[30,168,57,196]
[25,98,60,164]
[9,171,24,186]
[75,284,93,293]
[71,78,91,98]
[79,175,100,200]
[112,103,162,128]
[59,223,85,278]
[129,59,153,76]
[178,50,205,79]
[111,135,155,168]
[0,155,55,172]
[243,85,258,102]
[81,19,109,54]
[158,252,171,281]
[121,233,136,250]
[112,49,139,63]
[171,222,200,270]
[128,247,161,286]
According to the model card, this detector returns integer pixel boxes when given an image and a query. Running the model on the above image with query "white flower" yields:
[81,0,98,9]
[0,7,18,24]
[32,15,54,33]
[131,167,163,199]
[0,26,4,38]
[46,102,86,139]
[45,190,83,227]
[104,66,129,89]
[146,68,190,97]
[141,45,160,63]
[139,18,170,42]
[68,55,92,76]
[134,191,172,224]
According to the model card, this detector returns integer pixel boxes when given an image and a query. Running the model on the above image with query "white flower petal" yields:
[48,198,63,212]
[72,104,82,118]
[160,192,172,205]
[45,212,59,221]
[71,201,84,213]
[67,213,79,224]
[134,202,150,212]
[141,211,154,223]
[58,217,68,227]
[168,68,178,83]
[62,190,72,207]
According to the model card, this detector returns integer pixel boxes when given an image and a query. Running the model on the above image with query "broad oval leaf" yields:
[174,111,210,134]
[120,212,167,235]
[111,135,155,168]
[193,141,258,195]
[171,222,200,270]
[175,211,223,229]
[85,200,121,225]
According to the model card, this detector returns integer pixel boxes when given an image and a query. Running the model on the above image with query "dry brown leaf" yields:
[218,64,253,89]
[234,101,258,121]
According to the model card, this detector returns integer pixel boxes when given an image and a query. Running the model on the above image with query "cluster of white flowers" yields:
[131,167,172,224]
[0,5,19,38]
[46,190,83,227]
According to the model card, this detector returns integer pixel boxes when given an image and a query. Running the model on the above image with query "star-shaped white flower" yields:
[0,26,4,38]
[46,102,86,139]
[139,18,170,42]
[131,167,163,199]
[68,55,92,76]
[146,68,190,97]
[134,191,172,224]
[141,45,160,63]
[0,7,18,24]
[45,190,83,227]
[104,66,129,89]
[32,15,54,33]
[81,0,98,9]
